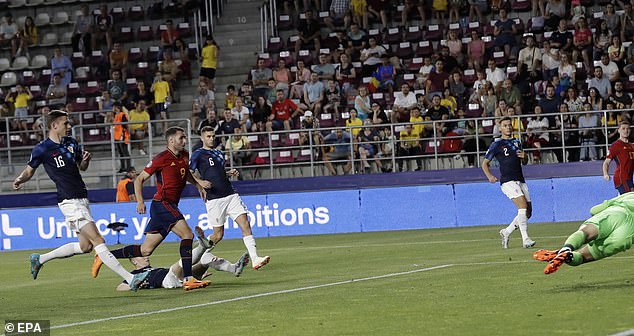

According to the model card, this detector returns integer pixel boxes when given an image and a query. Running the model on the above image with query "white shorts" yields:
[500,181,531,202]
[205,193,248,227]
[162,268,182,289]
[57,198,94,233]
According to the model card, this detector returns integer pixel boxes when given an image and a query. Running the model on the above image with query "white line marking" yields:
[49,264,453,331]
[609,329,634,336]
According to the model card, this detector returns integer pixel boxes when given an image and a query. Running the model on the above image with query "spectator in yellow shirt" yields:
[7,84,33,130]
[129,99,151,155]
[200,35,218,89]
[151,71,171,134]
[346,108,363,136]
[409,107,424,137]
[398,123,423,171]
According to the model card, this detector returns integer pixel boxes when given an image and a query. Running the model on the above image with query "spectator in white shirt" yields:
[392,84,417,123]
[599,53,620,83]
[485,59,506,91]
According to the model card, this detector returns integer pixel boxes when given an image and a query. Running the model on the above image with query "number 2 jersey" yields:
[485,137,525,184]
[145,149,189,204]
[606,139,634,192]
[28,137,87,203]
[189,148,236,200]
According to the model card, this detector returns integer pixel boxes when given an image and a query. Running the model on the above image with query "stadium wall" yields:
[0,175,615,251]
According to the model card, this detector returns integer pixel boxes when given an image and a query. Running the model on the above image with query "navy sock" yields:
[180,239,193,278]
[110,245,141,259]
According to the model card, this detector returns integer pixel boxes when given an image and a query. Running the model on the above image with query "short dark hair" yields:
[165,126,184,139]
[200,126,215,134]
[47,110,68,129]
[500,116,512,124]
[620,120,630,127]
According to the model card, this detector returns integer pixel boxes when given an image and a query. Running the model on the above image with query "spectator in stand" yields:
[587,87,604,111]
[323,129,352,175]
[499,79,522,114]
[467,31,485,72]
[271,89,302,131]
[346,24,366,59]
[357,119,381,173]
[353,86,372,120]
[392,84,417,123]
[46,74,67,109]
[482,83,498,117]
[539,85,561,116]
[199,35,218,89]
[151,71,171,134]
[544,0,566,31]
[323,79,342,117]
[302,72,325,115]
[251,96,272,132]
[525,105,550,163]
[159,19,179,60]
[366,0,388,30]
[350,0,368,29]
[92,4,114,51]
[346,108,362,136]
[360,37,386,77]
[51,47,73,87]
[446,30,463,67]
[313,53,336,82]
[572,17,593,73]
[337,53,356,94]
[231,97,251,132]
[273,59,291,98]
[440,88,458,117]
[493,8,516,59]
[225,85,237,110]
[109,42,128,80]
[541,40,560,82]
[251,58,273,99]
[375,54,395,94]
[603,4,620,33]
[410,106,424,137]
[402,0,426,26]
[160,50,180,85]
[71,5,92,56]
[550,19,573,53]
[97,90,114,121]
[299,110,321,149]
[192,82,214,128]
[229,127,251,167]
[557,52,576,89]
[609,80,633,110]
[31,105,51,141]
[426,94,450,125]
[197,108,219,135]
[266,77,279,105]
[290,60,311,99]
[331,29,350,62]
[578,110,600,161]
[324,0,352,31]
[426,60,450,102]
[416,56,434,89]
[608,35,626,69]
[593,20,611,62]
[16,16,36,58]
[0,13,18,59]
[589,66,612,99]
[449,72,466,109]
[108,70,127,103]
[397,123,423,172]
[6,84,32,130]
[517,35,542,82]
[128,100,150,155]
[598,52,620,84]
[295,10,321,55]
[486,60,506,92]
[564,87,585,113]
[621,3,634,42]
[468,0,486,23]
[129,81,153,117]
[369,102,388,125]
[218,108,241,140]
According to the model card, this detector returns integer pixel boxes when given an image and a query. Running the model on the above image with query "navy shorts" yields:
[146,200,184,237]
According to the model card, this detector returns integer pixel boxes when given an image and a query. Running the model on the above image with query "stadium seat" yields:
[270,133,282,147]
[84,127,109,142]
[137,26,153,41]
[277,14,292,31]
[156,24,167,40]
[25,0,42,6]
[405,26,422,43]
[274,150,294,164]
[511,0,531,12]
[67,82,81,98]
[295,148,314,162]
[267,36,284,54]
[297,50,313,66]
[125,77,137,91]
[385,27,402,45]
[59,31,73,45]
[513,18,525,34]
[258,53,273,68]
[38,69,51,85]
[626,75,634,92]
[278,51,294,65]
[466,102,483,117]
[90,50,104,67]
[84,80,100,96]
[8,0,26,8]
[177,22,192,38]
[527,18,544,34]
[146,46,159,60]
[321,34,338,51]
[110,7,124,21]
[134,62,149,78]
[319,112,335,128]
[249,151,270,166]
[81,111,96,124]
[71,52,84,67]
[0,57,9,72]
[21,70,36,85]
[396,42,414,60]
[39,33,58,47]
[73,97,90,111]
[415,41,433,57]
[29,85,42,99]
[425,24,443,41]
[50,11,69,25]
[462,69,476,85]
[287,35,300,51]
[247,134,265,149]
[448,22,461,37]
[128,47,143,63]
[44,0,60,6]
[75,66,92,82]
[284,132,300,147]
[187,43,198,60]
[0,72,17,87]
[493,51,506,66]
[34,12,50,26]
[9,134,24,147]
[9,56,28,71]
[407,57,423,72]
[128,5,144,20]
[467,21,482,34]
[119,26,134,43]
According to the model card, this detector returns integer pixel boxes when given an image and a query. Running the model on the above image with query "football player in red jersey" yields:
[94,126,211,291]
[603,121,634,195]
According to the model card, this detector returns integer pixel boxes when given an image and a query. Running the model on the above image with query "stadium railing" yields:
[0,108,626,193]
[259,0,278,53]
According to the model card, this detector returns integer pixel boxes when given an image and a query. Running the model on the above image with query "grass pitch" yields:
[1,221,633,336]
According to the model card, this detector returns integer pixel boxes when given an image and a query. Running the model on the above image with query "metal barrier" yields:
[0,108,628,193]
[259,0,277,53]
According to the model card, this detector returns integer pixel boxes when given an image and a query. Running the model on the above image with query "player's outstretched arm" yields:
[78,151,92,171]
[481,159,498,183]
[226,168,239,177]
[134,171,151,214]
[602,158,612,181]
[13,166,35,190]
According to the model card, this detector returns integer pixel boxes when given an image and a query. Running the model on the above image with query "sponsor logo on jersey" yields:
[170,162,176,166]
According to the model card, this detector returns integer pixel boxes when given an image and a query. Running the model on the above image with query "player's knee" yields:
[140,246,155,256]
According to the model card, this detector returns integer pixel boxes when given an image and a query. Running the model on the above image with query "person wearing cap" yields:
[299,110,322,148]
[116,167,137,202]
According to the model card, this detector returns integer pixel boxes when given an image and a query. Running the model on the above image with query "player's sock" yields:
[502,218,518,236]
[180,239,193,278]
[200,251,235,273]
[563,230,586,250]
[39,242,84,264]
[110,245,142,259]
[516,209,529,241]
[94,244,133,283]
[243,235,259,260]
[179,241,207,268]
[569,251,584,266]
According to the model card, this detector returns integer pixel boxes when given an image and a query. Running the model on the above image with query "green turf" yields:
[1,221,634,336]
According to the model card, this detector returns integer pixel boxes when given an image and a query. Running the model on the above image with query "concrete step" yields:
[216,57,258,69]
[215,31,262,45]
[215,44,263,54]
[218,13,261,26]
[213,22,261,33]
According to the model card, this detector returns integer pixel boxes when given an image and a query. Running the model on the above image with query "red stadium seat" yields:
[126,77,137,91]
[128,47,143,63]
[319,112,335,128]
[67,82,80,98]
[274,150,294,164]
[147,46,160,61]
[466,102,483,117]
[38,69,51,86]
[71,52,84,67]
[21,70,36,85]
[511,0,531,12]
[137,26,153,41]
[178,22,192,38]
[396,42,414,60]
[277,14,293,31]
[448,22,461,38]
[425,24,443,41]
[297,50,314,66]
[267,36,284,54]
[134,62,150,78]
[29,85,42,100]
[247,134,265,149]
[414,41,433,57]
[119,26,134,43]
[385,27,402,45]
[84,81,101,96]
[128,5,144,20]
[462,69,476,86]
[405,26,423,43]
[295,148,314,162]
[110,7,124,21]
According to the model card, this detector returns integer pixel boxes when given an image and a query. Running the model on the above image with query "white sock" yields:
[516,209,529,241]
[200,251,235,273]
[94,244,133,283]
[243,235,259,260]
[39,242,83,264]
[503,218,518,236]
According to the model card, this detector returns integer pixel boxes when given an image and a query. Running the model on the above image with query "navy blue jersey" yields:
[28,137,87,202]
[129,267,169,289]
[190,148,236,200]
[484,137,525,184]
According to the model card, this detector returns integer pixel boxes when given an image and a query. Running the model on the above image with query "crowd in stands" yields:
[189,0,634,173]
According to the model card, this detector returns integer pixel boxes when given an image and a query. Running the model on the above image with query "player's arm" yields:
[134,170,151,214]
[13,165,36,190]
[78,151,92,171]
[226,168,239,177]
[481,158,498,183]
[602,158,612,181]
[188,169,208,201]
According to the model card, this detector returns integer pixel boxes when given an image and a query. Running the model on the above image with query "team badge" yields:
[67,146,74,154]
[171,162,176,166]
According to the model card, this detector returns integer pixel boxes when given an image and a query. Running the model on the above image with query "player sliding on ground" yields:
[189,126,270,270]
[13,110,150,291]
[116,227,250,291]
[482,117,536,249]
[533,192,634,274]
[93,126,210,291]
